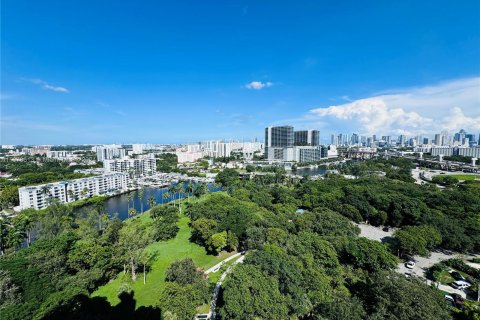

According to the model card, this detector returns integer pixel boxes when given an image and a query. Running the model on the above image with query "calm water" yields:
[294,166,327,176]
[76,183,220,220]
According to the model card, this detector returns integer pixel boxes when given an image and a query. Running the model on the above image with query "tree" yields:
[358,271,450,320]
[67,189,75,202]
[215,168,240,187]
[190,218,217,244]
[313,294,366,320]
[220,264,288,320]
[38,200,74,239]
[148,196,156,210]
[394,226,442,257]
[0,186,19,209]
[159,282,200,320]
[0,269,21,309]
[344,238,398,272]
[40,185,51,200]
[118,221,150,281]
[168,185,177,208]
[207,231,227,254]
[165,258,201,285]
[128,208,137,218]
[139,249,154,285]
[0,215,13,255]
[176,184,184,213]
[138,188,145,214]
[127,192,134,211]
[80,187,89,199]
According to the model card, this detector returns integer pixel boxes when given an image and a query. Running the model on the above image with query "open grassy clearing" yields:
[434,174,480,181]
[92,194,234,308]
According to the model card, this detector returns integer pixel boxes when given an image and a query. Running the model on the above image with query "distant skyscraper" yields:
[351,133,359,145]
[294,130,320,146]
[331,134,337,145]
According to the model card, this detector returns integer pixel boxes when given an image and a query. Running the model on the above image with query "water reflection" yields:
[76,183,220,220]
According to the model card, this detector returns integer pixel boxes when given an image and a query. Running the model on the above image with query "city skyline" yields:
[2,1,480,144]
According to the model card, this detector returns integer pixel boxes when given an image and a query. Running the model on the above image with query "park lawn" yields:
[92,195,234,308]
[447,174,480,181]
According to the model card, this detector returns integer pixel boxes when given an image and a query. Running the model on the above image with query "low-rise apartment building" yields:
[18,173,129,210]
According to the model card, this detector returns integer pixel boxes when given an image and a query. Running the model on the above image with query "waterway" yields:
[75,183,220,221]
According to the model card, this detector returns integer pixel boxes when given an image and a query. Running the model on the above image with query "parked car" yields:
[382,227,390,232]
[195,314,209,320]
[451,280,471,290]
[444,294,454,302]
[450,271,465,281]
[405,261,415,269]
[450,293,465,306]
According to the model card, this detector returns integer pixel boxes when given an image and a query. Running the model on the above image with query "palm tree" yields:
[128,208,137,218]
[127,192,134,211]
[138,188,145,214]
[184,182,191,201]
[168,185,177,207]
[80,187,89,199]
[162,192,170,205]
[148,196,156,210]
[67,189,75,202]
[40,185,51,203]
[176,184,184,213]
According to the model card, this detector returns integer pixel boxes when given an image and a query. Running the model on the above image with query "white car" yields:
[405,261,415,269]
[451,280,471,290]
[444,294,454,302]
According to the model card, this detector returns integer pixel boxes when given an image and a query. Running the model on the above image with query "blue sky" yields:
[1,0,480,144]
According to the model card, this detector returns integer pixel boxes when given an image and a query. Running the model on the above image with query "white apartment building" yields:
[103,157,157,177]
[132,144,153,154]
[176,146,204,163]
[458,147,480,158]
[266,146,323,162]
[18,173,129,210]
[47,151,74,159]
[93,145,126,161]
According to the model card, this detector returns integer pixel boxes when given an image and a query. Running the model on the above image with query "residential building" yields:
[93,145,126,161]
[103,156,157,177]
[18,173,129,210]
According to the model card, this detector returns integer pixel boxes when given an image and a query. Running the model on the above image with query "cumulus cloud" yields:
[245,81,273,90]
[24,78,70,93]
[310,77,480,135]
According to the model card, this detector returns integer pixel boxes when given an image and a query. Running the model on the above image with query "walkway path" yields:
[205,252,242,274]
[209,254,245,319]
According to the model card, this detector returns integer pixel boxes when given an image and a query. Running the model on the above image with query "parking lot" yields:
[357,223,479,299]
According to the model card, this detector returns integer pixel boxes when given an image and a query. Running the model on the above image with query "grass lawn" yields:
[446,174,480,181]
[437,269,470,285]
[92,195,234,308]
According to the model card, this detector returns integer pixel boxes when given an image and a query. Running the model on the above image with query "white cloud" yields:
[25,78,70,93]
[245,81,273,90]
[309,77,480,135]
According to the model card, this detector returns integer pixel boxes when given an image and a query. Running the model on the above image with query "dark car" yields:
[451,271,465,281]
[382,227,390,232]
[450,293,464,306]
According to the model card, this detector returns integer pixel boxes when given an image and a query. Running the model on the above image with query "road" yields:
[209,254,245,319]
